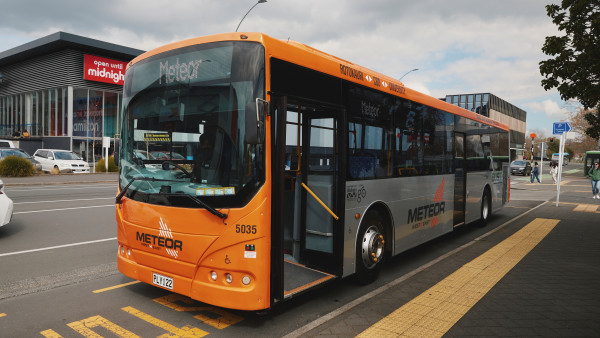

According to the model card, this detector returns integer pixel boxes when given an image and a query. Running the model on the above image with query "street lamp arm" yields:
[236,0,266,32]
[399,68,419,81]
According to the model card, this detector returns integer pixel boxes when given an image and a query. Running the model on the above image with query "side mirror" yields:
[245,98,268,144]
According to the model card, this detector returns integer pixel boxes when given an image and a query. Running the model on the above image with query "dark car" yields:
[510,160,532,176]
[0,148,42,171]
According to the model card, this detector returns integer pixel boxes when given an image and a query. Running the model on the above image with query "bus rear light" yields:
[211,271,218,281]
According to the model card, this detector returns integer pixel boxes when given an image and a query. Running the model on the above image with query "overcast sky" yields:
[0,0,571,138]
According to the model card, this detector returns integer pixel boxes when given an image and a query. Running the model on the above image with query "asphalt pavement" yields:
[1,172,118,186]
[1,166,598,336]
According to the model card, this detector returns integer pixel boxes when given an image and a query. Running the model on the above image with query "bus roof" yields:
[129,32,509,132]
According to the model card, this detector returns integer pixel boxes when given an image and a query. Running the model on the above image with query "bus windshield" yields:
[120,41,265,208]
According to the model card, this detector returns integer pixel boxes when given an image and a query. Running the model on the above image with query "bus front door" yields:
[271,96,341,303]
[301,114,340,268]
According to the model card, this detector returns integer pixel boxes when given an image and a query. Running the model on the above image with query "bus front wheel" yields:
[355,211,386,285]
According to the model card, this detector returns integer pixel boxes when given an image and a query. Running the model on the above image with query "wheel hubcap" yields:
[482,195,489,219]
[361,226,384,269]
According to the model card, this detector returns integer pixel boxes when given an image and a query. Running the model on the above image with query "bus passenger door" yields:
[454,132,466,226]
[301,112,341,270]
[270,96,341,303]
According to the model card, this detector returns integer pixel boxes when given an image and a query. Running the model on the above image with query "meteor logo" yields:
[408,178,446,229]
[135,217,182,259]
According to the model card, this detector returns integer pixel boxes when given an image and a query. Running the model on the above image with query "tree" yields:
[568,107,600,152]
[539,0,600,139]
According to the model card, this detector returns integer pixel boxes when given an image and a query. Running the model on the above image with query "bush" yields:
[95,156,119,172]
[0,156,35,177]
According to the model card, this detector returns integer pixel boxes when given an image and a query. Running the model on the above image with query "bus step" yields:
[283,260,336,298]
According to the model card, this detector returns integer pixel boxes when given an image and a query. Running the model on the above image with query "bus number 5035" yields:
[236,224,257,234]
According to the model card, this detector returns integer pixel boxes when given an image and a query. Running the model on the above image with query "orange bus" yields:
[116,32,510,311]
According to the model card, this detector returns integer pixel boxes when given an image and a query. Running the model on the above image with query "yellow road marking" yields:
[122,306,209,337]
[40,329,63,338]
[573,204,599,213]
[358,218,559,337]
[67,315,140,337]
[154,294,244,329]
[0,313,5,318]
[40,330,62,338]
[93,281,141,293]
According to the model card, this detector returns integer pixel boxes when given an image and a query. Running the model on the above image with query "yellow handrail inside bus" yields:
[301,182,339,220]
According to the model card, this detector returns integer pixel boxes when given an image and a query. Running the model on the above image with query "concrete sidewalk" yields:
[0,172,118,186]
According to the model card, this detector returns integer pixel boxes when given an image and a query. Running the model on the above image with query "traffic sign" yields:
[553,122,572,135]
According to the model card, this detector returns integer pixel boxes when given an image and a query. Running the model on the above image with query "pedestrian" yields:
[531,162,541,183]
[588,162,600,199]
[549,161,558,184]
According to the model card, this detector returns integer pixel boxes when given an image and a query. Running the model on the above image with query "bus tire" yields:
[479,189,491,227]
[354,211,386,285]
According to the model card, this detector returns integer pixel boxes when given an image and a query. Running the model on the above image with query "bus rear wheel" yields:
[355,211,386,285]
[479,190,491,226]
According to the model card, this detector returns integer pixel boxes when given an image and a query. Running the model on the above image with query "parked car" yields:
[0,148,42,171]
[0,139,16,148]
[150,151,185,160]
[510,160,532,176]
[0,180,14,227]
[33,149,90,173]
[134,150,157,160]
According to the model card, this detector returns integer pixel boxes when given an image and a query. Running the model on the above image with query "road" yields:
[0,163,589,336]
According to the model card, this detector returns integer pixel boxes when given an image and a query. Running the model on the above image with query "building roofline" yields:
[0,31,145,66]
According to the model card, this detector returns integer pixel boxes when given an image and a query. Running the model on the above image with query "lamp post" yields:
[399,68,419,81]
[235,0,267,32]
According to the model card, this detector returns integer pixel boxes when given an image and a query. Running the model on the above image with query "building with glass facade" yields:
[443,93,526,160]
[0,32,144,163]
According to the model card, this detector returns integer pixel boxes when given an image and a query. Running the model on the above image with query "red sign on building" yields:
[83,54,127,85]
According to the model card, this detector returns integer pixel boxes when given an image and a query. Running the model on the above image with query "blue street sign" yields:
[553,122,572,135]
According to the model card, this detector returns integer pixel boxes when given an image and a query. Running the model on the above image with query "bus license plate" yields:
[152,272,173,290]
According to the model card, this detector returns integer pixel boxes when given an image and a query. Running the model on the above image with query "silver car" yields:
[0,148,42,171]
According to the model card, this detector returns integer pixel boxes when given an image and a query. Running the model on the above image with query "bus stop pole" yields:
[556,132,566,207]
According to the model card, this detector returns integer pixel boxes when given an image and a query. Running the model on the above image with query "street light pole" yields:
[399,68,419,81]
[235,0,267,32]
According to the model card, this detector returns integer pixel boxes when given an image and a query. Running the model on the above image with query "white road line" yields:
[0,237,117,257]
[7,185,116,192]
[14,197,114,205]
[14,205,114,214]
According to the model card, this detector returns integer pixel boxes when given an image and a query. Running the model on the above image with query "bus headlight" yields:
[225,273,233,284]
[211,271,218,281]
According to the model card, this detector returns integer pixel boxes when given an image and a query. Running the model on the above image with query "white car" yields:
[0,180,14,227]
[33,149,90,173]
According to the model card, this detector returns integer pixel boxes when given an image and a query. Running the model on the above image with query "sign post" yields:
[553,122,571,207]
[102,136,110,173]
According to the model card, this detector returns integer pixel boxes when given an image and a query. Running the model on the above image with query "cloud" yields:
[0,0,568,135]
[525,99,570,120]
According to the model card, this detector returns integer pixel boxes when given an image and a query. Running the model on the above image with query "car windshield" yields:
[54,151,82,160]
[0,149,30,158]
[512,161,526,166]
[119,41,265,208]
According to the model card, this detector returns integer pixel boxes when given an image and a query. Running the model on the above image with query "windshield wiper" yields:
[116,176,184,204]
[184,194,228,219]
[115,176,228,220]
